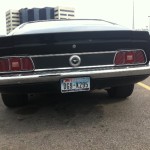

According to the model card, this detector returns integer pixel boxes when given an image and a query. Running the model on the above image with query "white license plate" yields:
[61,77,90,93]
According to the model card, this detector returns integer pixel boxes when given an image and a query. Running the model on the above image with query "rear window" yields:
[9,20,116,35]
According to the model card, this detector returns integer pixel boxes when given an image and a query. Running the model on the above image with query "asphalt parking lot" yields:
[0,77,150,150]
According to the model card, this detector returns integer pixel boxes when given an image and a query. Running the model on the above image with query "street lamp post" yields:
[148,16,150,31]
[132,0,135,29]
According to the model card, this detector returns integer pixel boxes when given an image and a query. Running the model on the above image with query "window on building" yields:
[6,17,10,20]
[68,14,74,17]
[12,12,19,15]
[60,14,67,16]
[12,20,20,22]
[60,9,74,13]
[12,24,19,26]
[6,13,10,17]
[12,16,19,18]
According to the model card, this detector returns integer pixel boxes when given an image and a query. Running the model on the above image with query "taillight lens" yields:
[114,50,146,65]
[135,50,145,63]
[10,57,21,71]
[21,57,34,71]
[0,59,9,72]
[0,57,34,72]
[114,51,125,65]
[125,52,135,64]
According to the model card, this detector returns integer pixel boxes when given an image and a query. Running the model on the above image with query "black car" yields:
[0,19,150,107]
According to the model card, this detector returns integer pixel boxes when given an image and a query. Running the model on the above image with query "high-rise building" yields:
[54,6,75,19]
[19,7,54,24]
[19,8,28,24]
[28,8,40,22]
[6,6,75,34]
[6,10,20,34]
[39,7,54,20]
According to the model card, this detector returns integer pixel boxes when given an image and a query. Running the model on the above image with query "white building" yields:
[54,6,75,19]
[6,10,20,34]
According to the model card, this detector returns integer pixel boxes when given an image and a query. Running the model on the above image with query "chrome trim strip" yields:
[34,64,115,72]
[0,65,150,85]
[31,51,116,58]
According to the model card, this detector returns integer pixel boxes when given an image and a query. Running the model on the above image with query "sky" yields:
[1,0,150,34]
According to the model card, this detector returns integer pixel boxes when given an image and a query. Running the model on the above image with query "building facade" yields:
[39,7,54,20]
[19,8,40,23]
[28,8,40,22]
[6,10,20,34]
[54,6,75,19]
[6,6,75,34]
[19,7,54,24]
[19,8,28,24]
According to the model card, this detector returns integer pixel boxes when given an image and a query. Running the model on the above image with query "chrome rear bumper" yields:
[0,65,150,85]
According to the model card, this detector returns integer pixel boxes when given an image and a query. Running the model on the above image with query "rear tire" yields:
[1,93,28,108]
[107,84,134,98]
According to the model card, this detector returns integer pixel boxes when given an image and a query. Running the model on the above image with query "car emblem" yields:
[69,55,81,67]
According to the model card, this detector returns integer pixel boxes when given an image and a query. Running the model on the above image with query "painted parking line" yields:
[137,82,150,91]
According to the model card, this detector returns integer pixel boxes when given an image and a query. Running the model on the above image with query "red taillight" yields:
[114,50,146,65]
[10,57,21,71]
[21,57,34,71]
[0,57,34,72]
[135,50,145,63]
[0,59,9,72]
[125,52,135,64]
[114,51,125,65]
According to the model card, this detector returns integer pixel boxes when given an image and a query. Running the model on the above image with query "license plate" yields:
[61,77,90,93]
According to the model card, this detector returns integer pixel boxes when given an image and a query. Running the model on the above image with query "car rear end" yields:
[0,20,150,107]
